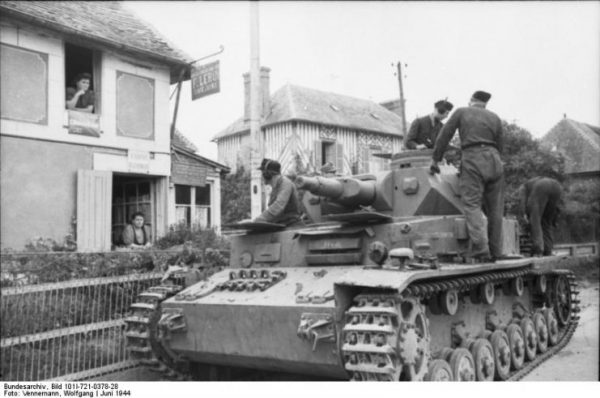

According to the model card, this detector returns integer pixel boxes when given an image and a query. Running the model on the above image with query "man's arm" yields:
[432,109,461,162]
[404,119,420,150]
[254,180,293,223]
[496,117,504,155]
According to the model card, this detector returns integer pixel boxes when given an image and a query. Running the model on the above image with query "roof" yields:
[541,118,600,174]
[173,129,198,153]
[0,1,192,82]
[170,130,230,173]
[212,84,404,141]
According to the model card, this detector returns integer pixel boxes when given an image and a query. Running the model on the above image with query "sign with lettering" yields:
[68,110,101,137]
[128,150,150,174]
[191,60,220,100]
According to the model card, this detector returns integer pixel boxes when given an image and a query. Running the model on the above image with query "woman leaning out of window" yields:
[66,72,95,113]
[122,212,152,249]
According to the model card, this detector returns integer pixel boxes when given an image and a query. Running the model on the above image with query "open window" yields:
[314,139,344,174]
[64,42,100,114]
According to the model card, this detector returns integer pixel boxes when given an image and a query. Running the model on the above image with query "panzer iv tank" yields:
[125,150,579,381]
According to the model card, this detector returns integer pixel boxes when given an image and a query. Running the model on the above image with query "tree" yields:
[500,121,565,215]
[221,165,251,224]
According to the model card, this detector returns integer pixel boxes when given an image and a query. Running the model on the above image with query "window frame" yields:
[174,183,213,229]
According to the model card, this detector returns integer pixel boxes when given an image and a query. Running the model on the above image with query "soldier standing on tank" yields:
[518,177,563,256]
[253,158,302,225]
[430,91,504,262]
[405,100,454,150]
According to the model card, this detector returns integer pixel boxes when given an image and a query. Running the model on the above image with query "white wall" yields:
[0,19,172,158]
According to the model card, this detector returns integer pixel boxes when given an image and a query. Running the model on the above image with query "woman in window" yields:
[122,212,152,249]
[66,72,95,113]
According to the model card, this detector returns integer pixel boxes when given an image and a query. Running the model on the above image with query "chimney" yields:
[243,66,271,122]
[243,72,250,122]
[260,66,271,118]
[380,99,405,117]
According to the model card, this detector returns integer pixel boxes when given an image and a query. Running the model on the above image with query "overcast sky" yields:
[126,1,600,160]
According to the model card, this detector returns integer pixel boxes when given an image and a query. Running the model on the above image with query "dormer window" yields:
[330,104,340,112]
[370,112,380,120]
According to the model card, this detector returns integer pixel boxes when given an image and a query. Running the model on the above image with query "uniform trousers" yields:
[459,146,505,258]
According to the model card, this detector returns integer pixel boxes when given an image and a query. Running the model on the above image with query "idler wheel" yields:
[449,348,476,381]
[520,317,538,361]
[470,338,495,381]
[552,275,572,326]
[440,289,459,316]
[511,277,524,297]
[490,330,511,380]
[425,359,453,381]
[532,312,549,353]
[544,308,559,346]
[480,283,495,305]
[506,324,525,370]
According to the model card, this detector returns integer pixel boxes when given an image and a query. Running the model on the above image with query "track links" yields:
[341,267,580,381]
[124,281,191,380]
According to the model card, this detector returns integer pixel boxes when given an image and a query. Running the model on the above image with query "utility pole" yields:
[396,61,408,136]
[249,2,263,219]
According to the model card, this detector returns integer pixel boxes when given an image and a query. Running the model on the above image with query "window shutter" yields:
[313,140,322,168]
[77,170,112,252]
[153,177,168,239]
[335,143,344,174]
[361,146,370,174]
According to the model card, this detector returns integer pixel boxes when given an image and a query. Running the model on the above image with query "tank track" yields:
[124,281,191,380]
[341,268,580,381]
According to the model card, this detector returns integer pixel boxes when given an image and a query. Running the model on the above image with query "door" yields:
[77,170,112,251]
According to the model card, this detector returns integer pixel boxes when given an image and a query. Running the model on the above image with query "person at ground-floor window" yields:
[66,72,95,113]
[122,212,152,249]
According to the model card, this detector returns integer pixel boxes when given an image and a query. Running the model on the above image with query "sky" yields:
[126,1,600,160]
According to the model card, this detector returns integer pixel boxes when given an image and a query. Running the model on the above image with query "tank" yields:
[125,150,580,381]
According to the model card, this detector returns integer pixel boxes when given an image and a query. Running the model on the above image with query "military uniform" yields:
[254,174,301,225]
[405,115,443,149]
[519,177,562,256]
[433,99,504,259]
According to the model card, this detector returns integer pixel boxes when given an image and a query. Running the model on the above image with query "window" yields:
[116,71,154,139]
[112,177,153,245]
[321,141,335,166]
[368,146,388,173]
[64,43,99,114]
[175,184,212,229]
[0,43,48,124]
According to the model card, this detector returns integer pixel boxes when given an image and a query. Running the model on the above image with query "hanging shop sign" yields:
[191,60,220,100]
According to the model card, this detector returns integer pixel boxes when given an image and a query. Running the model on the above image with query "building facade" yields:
[0,2,223,251]
[212,68,405,176]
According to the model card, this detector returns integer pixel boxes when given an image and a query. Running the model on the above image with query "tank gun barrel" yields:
[296,175,376,207]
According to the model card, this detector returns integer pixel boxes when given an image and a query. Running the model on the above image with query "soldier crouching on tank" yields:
[430,90,504,263]
[253,158,302,226]
[518,177,563,256]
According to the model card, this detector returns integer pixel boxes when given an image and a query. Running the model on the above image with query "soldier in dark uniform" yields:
[405,100,454,149]
[430,91,504,261]
[253,159,302,225]
[518,177,563,256]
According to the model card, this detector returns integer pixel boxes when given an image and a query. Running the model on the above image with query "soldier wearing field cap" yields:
[430,91,504,262]
[405,99,454,150]
[253,158,301,225]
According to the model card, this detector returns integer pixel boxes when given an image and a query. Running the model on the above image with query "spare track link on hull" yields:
[124,282,191,380]
[341,268,580,381]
